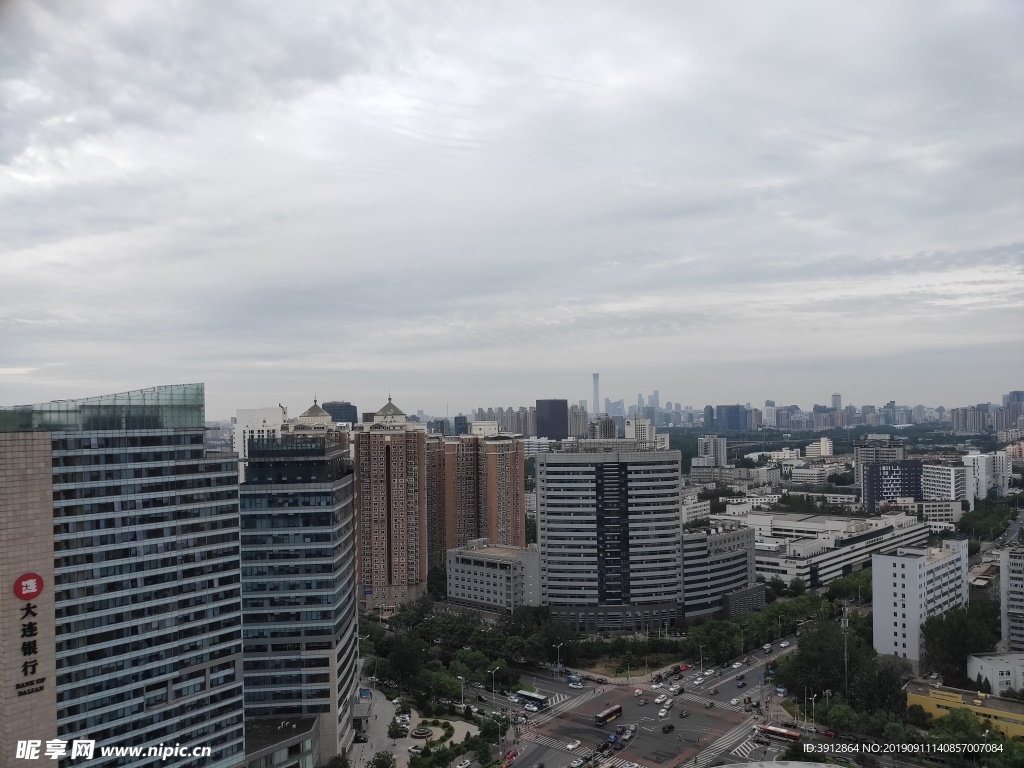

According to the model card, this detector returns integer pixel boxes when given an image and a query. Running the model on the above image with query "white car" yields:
[524,703,538,712]
[668,684,680,693]
[623,763,640,768]
[567,740,581,750]
[456,762,472,768]
[694,677,705,685]
[780,641,791,648]
[570,761,584,768]
[730,698,740,705]
[658,707,669,717]
[569,682,583,689]
[732,662,742,669]
[654,694,667,704]
[651,682,663,689]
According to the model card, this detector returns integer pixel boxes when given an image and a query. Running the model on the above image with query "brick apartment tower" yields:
[355,398,428,613]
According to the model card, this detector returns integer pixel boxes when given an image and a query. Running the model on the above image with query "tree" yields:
[768,576,788,596]
[921,603,999,686]
[930,708,988,743]
[906,704,932,729]
[525,516,537,544]
[788,577,807,597]
[387,720,405,744]
[369,753,397,768]
[325,755,351,768]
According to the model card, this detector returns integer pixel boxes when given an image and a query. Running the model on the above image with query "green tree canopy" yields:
[369,753,397,768]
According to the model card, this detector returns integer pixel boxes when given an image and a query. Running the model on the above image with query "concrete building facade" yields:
[968,654,1024,695]
[1001,546,1024,652]
[871,540,969,663]
[446,539,541,613]
[681,526,761,620]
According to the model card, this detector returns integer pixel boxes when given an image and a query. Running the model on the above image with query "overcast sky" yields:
[1,1,1022,419]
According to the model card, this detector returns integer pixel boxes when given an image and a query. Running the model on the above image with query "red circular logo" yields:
[13,573,43,601]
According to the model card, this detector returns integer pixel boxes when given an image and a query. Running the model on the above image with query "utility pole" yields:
[841,600,850,697]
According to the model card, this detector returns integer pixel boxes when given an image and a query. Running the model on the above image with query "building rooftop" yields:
[453,545,532,560]
[244,716,318,755]
[905,681,1024,718]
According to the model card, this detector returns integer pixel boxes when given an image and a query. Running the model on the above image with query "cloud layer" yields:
[1,1,1022,416]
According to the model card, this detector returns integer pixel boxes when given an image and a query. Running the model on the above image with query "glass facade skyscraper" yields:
[239,428,358,758]
[0,384,245,768]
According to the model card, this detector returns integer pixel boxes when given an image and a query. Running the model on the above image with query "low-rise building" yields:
[968,654,1024,695]
[872,540,969,663]
[731,511,930,588]
[891,497,964,533]
[905,681,1024,739]
[446,539,541,613]
[790,466,831,485]
[1001,546,1024,652]
[804,437,833,458]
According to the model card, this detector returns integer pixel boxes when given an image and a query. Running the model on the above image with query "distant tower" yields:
[832,393,842,411]
[593,373,600,416]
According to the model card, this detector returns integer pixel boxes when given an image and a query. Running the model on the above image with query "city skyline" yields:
[1,1,1022,418]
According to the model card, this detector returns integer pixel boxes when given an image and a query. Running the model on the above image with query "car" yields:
[616,725,627,734]
[822,731,837,738]
[621,731,633,742]
[680,664,690,671]
[737,681,747,688]
[409,746,424,755]
[754,737,770,746]
[532,763,545,768]
[780,641,790,648]
[354,734,368,744]
[637,698,647,705]
[714,670,722,677]
[737,674,745,680]
[668,684,680,693]
[570,761,584,768]
[730,698,740,705]
[477,694,487,702]
[524,704,538,712]
[708,687,719,695]
[595,678,609,684]
[678,710,689,718]
[567,740,581,750]
[781,720,798,728]
[694,677,705,685]
[658,708,669,717]
[662,724,675,733]
[654,694,667,704]
[457,762,472,768]
[472,682,484,689]
[622,763,640,768]
[569,682,583,689]
[627,723,637,732]
[651,682,663,689]
[704,701,715,709]
[732,662,742,669]
[634,688,644,696]
[612,743,624,752]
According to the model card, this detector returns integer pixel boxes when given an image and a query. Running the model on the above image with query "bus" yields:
[595,704,623,725]
[516,691,549,710]
[756,725,802,743]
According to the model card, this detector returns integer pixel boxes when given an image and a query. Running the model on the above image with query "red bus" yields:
[757,724,802,743]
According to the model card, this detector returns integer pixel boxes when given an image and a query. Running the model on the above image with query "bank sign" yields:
[13,573,46,697]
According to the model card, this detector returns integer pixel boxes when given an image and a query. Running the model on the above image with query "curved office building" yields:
[538,450,682,632]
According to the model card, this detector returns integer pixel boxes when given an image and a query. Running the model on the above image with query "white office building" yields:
[804,438,834,458]
[892,498,965,533]
[963,451,1012,501]
[922,463,971,510]
[872,540,969,663]
[1001,546,1024,652]
[968,654,1024,694]
[446,539,541,613]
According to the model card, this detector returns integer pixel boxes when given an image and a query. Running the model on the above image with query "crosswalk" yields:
[731,737,758,759]
[689,721,757,768]
[673,691,743,713]
[515,732,635,768]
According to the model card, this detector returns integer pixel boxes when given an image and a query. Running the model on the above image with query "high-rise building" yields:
[588,414,617,439]
[355,398,428,612]
[592,374,600,419]
[240,414,357,757]
[233,404,288,482]
[568,403,589,438]
[832,393,842,411]
[431,434,527,556]
[864,460,924,513]
[0,384,245,768]
[951,406,988,433]
[703,405,715,430]
[962,451,1012,501]
[853,437,908,488]
[1001,546,1024,652]
[453,414,469,436]
[715,404,747,432]
[535,399,569,440]
[322,400,358,425]
[696,435,728,467]
[624,417,655,449]
[538,451,682,632]
[872,540,968,662]
[922,464,970,509]
[804,437,833,458]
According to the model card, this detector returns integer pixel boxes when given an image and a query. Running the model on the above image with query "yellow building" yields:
[906,680,1024,739]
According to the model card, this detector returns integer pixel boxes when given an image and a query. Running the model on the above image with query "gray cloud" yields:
[1,0,1022,416]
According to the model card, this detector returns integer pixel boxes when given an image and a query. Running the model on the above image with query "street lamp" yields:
[553,643,564,676]
[739,625,745,655]
[812,694,818,728]
[489,667,499,695]
[699,645,704,673]
[457,675,465,706]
